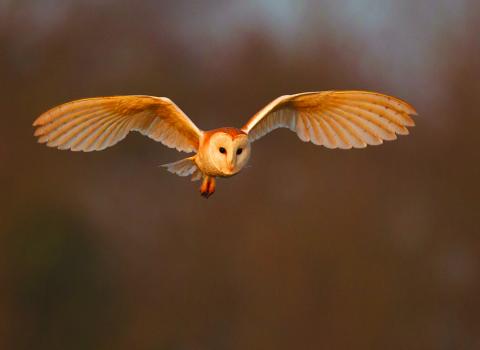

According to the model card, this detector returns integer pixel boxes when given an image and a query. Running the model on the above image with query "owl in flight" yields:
[33,91,416,198]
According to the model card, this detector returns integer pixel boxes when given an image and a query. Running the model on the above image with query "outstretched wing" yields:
[242,91,417,149]
[33,95,203,152]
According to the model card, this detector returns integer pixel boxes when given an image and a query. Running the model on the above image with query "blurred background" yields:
[1,0,479,349]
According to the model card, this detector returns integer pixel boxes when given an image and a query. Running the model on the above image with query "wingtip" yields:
[32,111,51,126]
[405,101,419,116]
[403,113,416,127]
[33,127,45,137]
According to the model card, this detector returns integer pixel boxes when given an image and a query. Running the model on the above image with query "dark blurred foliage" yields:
[1,0,479,349]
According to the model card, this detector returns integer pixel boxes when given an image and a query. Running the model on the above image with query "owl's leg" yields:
[200,176,216,198]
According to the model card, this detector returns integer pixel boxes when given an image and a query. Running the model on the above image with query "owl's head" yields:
[206,128,251,176]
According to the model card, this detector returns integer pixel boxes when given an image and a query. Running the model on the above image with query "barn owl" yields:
[33,91,417,198]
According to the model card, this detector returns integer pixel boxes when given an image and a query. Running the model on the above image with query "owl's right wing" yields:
[241,91,417,148]
[33,95,203,153]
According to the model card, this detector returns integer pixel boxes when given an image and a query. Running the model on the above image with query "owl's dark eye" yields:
[236,148,243,155]
[219,147,226,154]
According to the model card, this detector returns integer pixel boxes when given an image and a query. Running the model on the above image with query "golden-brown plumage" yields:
[33,90,417,197]
[33,95,201,152]
[242,91,416,147]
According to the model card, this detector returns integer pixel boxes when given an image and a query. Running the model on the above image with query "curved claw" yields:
[200,176,216,198]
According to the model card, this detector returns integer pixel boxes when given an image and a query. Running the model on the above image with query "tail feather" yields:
[161,156,202,181]
[191,169,203,182]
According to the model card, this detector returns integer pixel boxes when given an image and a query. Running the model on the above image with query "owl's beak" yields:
[227,154,236,173]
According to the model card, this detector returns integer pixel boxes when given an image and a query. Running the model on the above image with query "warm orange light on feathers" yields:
[33,91,417,198]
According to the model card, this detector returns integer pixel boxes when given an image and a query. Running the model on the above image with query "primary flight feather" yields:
[33,90,417,198]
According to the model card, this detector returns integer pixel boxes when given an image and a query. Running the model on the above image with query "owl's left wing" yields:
[241,91,417,148]
[33,95,202,152]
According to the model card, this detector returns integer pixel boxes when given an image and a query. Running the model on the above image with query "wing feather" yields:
[330,103,405,136]
[242,90,416,149]
[328,106,394,142]
[317,115,338,149]
[71,114,121,151]
[33,96,203,152]
[46,112,113,147]
[323,114,351,149]
[325,108,382,146]
[323,110,366,148]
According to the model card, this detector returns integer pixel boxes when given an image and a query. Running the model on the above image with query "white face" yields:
[207,132,251,176]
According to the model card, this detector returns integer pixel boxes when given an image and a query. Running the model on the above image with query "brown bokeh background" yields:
[1,0,479,349]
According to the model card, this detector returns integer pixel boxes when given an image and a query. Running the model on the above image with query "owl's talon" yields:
[200,188,213,198]
[200,176,216,198]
